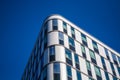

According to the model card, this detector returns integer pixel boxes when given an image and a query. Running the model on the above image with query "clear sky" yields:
[0,0,120,80]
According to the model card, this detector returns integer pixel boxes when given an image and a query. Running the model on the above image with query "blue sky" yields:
[0,0,120,80]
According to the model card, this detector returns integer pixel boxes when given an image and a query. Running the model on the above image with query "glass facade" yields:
[22,15,120,80]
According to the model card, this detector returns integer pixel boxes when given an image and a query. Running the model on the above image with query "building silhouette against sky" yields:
[22,14,120,80]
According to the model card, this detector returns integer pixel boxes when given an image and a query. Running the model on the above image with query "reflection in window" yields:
[112,53,118,65]
[104,48,110,60]
[65,48,73,66]
[81,45,86,58]
[52,19,58,30]
[49,46,55,62]
[74,54,80,70]
[66,65,72,80]
[101,56,107,70]
[94,66,101,80]
[69,37,75,51]
[76,70,81,80]
[81,33,87,46]
[63,21,67,34]
[59,32,64,45]
[86,61,92,77]
[92,40,99,53]
[71,27,75,39]
[53,63,60,80]
[89,50,96,64]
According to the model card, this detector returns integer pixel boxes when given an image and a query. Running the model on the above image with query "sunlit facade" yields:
[22,14,120,80]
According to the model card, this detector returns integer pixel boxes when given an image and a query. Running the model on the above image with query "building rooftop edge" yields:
[44,14,120,56]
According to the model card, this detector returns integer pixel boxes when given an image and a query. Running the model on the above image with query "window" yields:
[110,62,116,76]
[54,63,60,80]
[76,71,81,80]
[65,48,73,66]
[105,72,110,80]
[44,35,47,49]
[81,33,87,46]
[66,65,72,80]
[89,50,96,64]
[94,66,101,80]
[63,21,67,34]
[69,37,75,51]
[104,48,110,60]
[101,56,107,70]
[71,27,75,38]
[92,40,99,53]
[43,67,47,80]
[113,76,117,80]
[118,56,120,63]
[74,54,80,70]
[59,32,64,45]
[86,61,92,76]
[112,53,118,65]
[52,19,58,30]
[118,67,120,76]
[81,45,86,58]
[89,78,94,80]
[49,46,55,62]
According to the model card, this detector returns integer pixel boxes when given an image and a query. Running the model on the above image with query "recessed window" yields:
[53,63,60,80]
[101,56,107,70]
[65,48,73,66]
[63,21,67,34]
[94,66,102,80]
[69,37,75,51]
[92,40,99,53]
[76,70,81,80]
[89,50,96,64]
[66,65,72,80]
[81,33,88,46]
[104,48,110,60]
[112,53,118,65]
[86,61,92,77]
[52,19,58,30]
[74,54,80,70]
[59,32,64,45]
[71,27,75,39]
[110,62,116,76]
[81,45,86,58]
[105,71,110,80]
[49,46,55,62]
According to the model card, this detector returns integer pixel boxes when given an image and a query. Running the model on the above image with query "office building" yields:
[22,14,120,80]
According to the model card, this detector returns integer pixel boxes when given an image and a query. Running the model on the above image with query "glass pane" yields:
[81,45,85,53]
[67,65,72,77]
[63,22,67,29]
[81,33,87,42]
[94,66,101,77]
[89,50,95,59]
[59,32,64,40]
[50,46,55,55]
[71,27,75,34]
[65,48,72,60]
[112,53,117,61]
[75,54,79,63]
[53,19,58,26]
[69,37,74,46]
[54,63,60,73]
[92,41,98,49]
[101,56,105,64]
[76,71,81,80]
[86,61,91,70]
[118,57,120,63]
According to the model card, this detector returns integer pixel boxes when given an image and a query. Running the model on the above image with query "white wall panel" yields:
[58,20,63,32]
[64,34,69,49]
[47,64,53,80]
[81,73,88,80]
[95,53,103,68]
[100,69,106,80]
[75,41,82,56]
[67,24,71,37]
[98,44,107,58]
[108,51,114,63]
[60,63,67,80]
[91,64,97,79]
[72,68,76,80]
[85,47,91,62]
[79,57,87,75]
[113,65,119,78]
[75,30,82,43]
[87,37,94,51]
[105,60,112,74]
[55,46,65,62]
[48,32,59,46]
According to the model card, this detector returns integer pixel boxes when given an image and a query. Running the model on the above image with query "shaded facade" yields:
[22,14,120,80]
